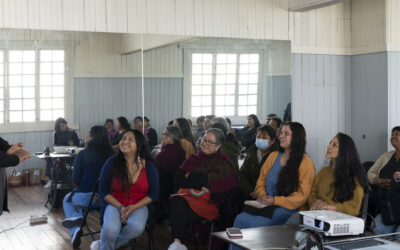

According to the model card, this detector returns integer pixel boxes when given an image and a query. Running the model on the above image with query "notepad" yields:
[244,200,268,209]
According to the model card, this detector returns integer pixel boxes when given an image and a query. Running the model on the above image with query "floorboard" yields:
[0,185,209,250]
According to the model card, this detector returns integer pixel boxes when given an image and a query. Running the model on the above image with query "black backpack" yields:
[380,181,400,225]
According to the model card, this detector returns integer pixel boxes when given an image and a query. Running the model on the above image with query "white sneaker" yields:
[44,180,52,189]
[168,241,188,250]
[90,240,100,250]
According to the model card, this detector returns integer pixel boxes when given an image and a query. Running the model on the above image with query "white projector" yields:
[299,210,364,236]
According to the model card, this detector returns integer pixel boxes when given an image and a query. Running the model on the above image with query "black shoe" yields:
[71,228,82,248]
[62,216,84,228]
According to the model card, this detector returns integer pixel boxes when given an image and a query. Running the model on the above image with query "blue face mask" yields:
[255,139,270,150]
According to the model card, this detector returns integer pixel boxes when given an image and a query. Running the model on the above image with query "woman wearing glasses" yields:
[168,128,238,250]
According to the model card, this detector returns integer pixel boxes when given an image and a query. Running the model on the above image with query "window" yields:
[0,49,65,124]
[190,52,260,118]
[40,50,65,121]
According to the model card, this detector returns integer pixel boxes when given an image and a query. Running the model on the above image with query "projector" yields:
[299,210,364,236]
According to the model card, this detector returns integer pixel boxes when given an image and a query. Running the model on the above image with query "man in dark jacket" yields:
[0,138,31,216]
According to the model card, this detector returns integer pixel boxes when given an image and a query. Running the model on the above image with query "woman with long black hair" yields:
[285,133,368,225]
[62,126,114,248]
[92,129,159,250]
[112,116,131,147]
[232,122,316,241]
[173,117,196,158]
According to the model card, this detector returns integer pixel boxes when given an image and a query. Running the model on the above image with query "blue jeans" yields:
[373,214,400,238]
[100,205,148,250]
[63,192,99,236]
[231,207,296,250]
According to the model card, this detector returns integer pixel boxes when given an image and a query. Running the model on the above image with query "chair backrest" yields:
[362,161,375,173]
[358,193,369,222]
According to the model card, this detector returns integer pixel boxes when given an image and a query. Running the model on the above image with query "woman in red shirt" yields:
[92,129,159,250]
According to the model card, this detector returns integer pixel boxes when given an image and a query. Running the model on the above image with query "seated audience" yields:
[238,125,278,199]
[62,126,114,248]
[0,138,31,216]
[134,116,158,149]
[54,117,79,146]
[173,118,196,158]
[92,129,159,250]
[104,119,117,141]
[373,171,400,237]
[266,113,277,125]
[286,133,368,224]
[112,117,131,147]
[195,115,215,150]
[210,117,241,171]
[269,117,282,132]
[168,128,237,250]
[155,126,186,218]
[232,122,315,244]
[193,116,205,141]
[226,117,238,138]
[367,126,400,217]
[238,114,261,151]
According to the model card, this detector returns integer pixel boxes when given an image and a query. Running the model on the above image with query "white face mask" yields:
[255,139,270,150]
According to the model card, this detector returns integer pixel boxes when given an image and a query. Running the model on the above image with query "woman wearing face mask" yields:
[231,122,315,249]
[238,125,278,199]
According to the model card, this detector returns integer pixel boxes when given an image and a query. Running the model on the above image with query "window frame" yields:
[0,40,75,133]
[183,47,267,125]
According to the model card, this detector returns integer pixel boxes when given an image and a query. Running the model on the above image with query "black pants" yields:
[169,196,202,242]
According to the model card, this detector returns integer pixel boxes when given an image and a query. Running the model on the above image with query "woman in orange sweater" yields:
[232,122,316,233]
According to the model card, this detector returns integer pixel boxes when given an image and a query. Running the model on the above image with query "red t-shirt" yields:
[111,168,148,206]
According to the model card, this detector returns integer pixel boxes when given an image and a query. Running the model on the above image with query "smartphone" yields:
[226,227,243,238]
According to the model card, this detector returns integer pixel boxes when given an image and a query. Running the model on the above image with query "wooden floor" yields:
[0,185,208,250]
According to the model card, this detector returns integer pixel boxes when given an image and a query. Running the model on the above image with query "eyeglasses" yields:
[202,138,217,146]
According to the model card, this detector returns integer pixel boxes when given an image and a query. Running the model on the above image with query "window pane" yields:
[192,64,202,74]
[23,111,35,122]
[216,54,226,64]
[0,65,3,75]
[192,75,201,84]
[40,98,52,109]
[52,98,64,109]
[226,85,235,95]
[248,95,257,105]
[202,96,211,105]
[40,110,52,121]
[192,96,201,106]
[40,63,52,74]
[215,106,225,116]
[9,111,22,122]
[202,75,212,84]
[40,50,52,62]
[240,54,249,64]
[226,74,235,84]
[40,74,52,85]
[203,54,212,64]
[226,95,235,105]
[248,84,257,94]
[239,85,248,94]
[248,106,257,114]
[216,65,226,74]
[23,99,35,110]
[239,74,248,84]
[226,106,234,116]
[192,85,201,95]
[227,64,236,74]
[23,87,35,98]
[250,54,259,63]
[0,52,3,62]
[216,75,225,84]
[9,75,22,86]
[249,64,259,73]
[238,95,248,105]
[203,64,212,74]
[227,54,237,63]
[23,75,35,86]
[53,87,64,97]
[191,107,201,117]
[238,106,247,116]
[216,85,225,95]
[40,87,52,98]
[9,88,22,98]
[23,51,35,62]
[23,63,35,74]
[0,112,3,123]
[192,54,202,64]
[202,85,212,95]
[240,64,249,74]
[202,107,212,115]
[9,51,22,62]
[249,74,258,83]
[9,99,22,110]
[53,74,64,85]
[215,96,225,105]
[9,63,22,74]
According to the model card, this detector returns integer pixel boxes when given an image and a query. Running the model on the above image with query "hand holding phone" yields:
[226,227,243,238]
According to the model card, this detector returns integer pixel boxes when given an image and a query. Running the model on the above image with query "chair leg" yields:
[207,221,215,250]
[192,224,199,250]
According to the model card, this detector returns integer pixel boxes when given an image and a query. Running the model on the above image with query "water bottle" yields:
[44,146,50,156]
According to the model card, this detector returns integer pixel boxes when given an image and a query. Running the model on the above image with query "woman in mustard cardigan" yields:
[233,122,316,233]
[286,133,368,224]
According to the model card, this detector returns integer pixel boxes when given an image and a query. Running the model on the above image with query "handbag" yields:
[380,182,400,225]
